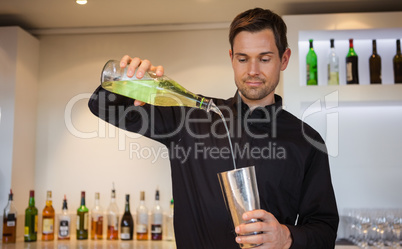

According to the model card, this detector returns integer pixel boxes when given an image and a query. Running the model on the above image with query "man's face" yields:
[230,29,290,107]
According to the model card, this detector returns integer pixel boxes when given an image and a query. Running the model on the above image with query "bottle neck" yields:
[29,197,35,207]
[46,200,53,207]
[309,39,313,49]
[62,200,68,211]
[81,197,85,207]
[372,40,377,54]
[397,40,401,55]
[125,202,130,213]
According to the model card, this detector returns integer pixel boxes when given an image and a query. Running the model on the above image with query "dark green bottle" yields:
[24,190,38,242]
[77,191,89,240]
[346,39,359,84]
[306,39,318,85]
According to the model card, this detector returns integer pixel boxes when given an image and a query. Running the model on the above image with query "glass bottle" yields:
[346,38,359,84]
[2,189,17,243]
[136,191,149,240]
[42,190,55,241]
[369,39,382,84]
[151,189,163,240]
[91,192,103,240]
[165,198,175,241]
[76,191,89,240]
[107,185,119,240]
[306,39,318,85]
[394,39,402,83]
[327,39,339,85]
[24,190,38,242]
[120,194,134,240]
[101,60,218,113]
[58,195,70,240]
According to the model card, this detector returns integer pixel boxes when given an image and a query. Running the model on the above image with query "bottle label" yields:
[346,62,353,81]
[42,218,54,234]
[25,226,29,236]
[136,224,147,233]
[121,227,131,239]
[77,215,80,229]
[35,215,38,232]
[306,65,310,81]
[59,220,70,237]
[7,221,16,227]
[151,224,162,234]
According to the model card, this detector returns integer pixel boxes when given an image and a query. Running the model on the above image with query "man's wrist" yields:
[281,224,292,249]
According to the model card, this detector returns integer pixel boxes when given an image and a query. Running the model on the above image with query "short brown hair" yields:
[229,8,288,58]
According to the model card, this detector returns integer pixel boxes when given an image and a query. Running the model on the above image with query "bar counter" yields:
[0,240,362,249]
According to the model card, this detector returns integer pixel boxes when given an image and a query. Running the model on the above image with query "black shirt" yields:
[88,87,339,249]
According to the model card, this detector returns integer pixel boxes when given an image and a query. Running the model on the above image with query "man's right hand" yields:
[120,55,165,106]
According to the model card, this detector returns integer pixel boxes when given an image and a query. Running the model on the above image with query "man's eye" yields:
[261,57,270,62]
[238,58,247,63]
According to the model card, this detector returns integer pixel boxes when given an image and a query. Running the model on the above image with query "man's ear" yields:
[280,48,291,71]
[229,49,233,61]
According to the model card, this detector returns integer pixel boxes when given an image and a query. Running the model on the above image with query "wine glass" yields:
[357,209,372,249]
[373,209,388,249]
[389,209,402,249]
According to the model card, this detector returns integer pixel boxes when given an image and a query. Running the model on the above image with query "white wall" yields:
[0,26,39,240]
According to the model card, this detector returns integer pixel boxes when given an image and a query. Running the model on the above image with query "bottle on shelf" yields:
[165,198,175,241]
[120,194,134,240]
[394,39,402,83]
[306,39,318,85]
[136,191,149,240]
[58,195,71,240]
[369,39,382,84]
[91,192,103,240]
[77,191,89,240]
[2,189,17,243]
[151,189,163,240]
[101,60,218,113]
[346,38,359,84]
[107,184,119,240]
[327,39,339,85]
[24,190,38,242]
[42,190,55,241]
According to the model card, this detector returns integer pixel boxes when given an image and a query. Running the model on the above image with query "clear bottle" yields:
[2,189,17,243]
[346,38,359,84]
[306,39,318,85]
[42,191,55,241]
[327,39,339,85]
[394,39,402,83]
[165,198,175,241]
[58,195,70,240]
[151,189,163,240]
[107,184,119,240]
[91,192,103,240]
[136,191,149,240]
[76,191,89,240]
[369,39,382,84]
[120,194,134,240]
[101,60,218,113]
[24,190,38,242]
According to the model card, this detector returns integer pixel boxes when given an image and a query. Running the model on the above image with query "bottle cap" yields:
[126,194,130,201]
[81,191,85,198]
[30,190,35,198]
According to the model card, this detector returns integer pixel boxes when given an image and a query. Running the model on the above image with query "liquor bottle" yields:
[24,190,38,242]
[306,39,318,85]
[101,60,218,113]
[42,190,55,241]
[91,192,103,240]
[327,39,339,85]
[107,185,119,240]
[394,39,402,83]
[58,195,70,240]
[369,39,382,84]
[2,189,17,243]
[346,39,359,84]
[77,191,89,240]
[136,191,149,240]
[120,194,134,240]
[151,189,163,240]
[165,199,175,241]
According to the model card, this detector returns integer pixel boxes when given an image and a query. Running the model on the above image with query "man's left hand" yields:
[235,209,292,249]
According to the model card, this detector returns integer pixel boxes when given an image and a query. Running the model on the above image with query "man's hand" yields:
[119,55,164,106]
[235,210,292,249]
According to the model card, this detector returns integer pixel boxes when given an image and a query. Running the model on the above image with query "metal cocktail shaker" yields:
[217,166,262,248]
